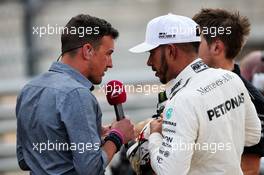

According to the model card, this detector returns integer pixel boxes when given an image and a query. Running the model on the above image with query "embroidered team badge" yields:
[165,108,173,119]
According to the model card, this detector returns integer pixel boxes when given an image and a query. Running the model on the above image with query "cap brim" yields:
[129,42,159,53]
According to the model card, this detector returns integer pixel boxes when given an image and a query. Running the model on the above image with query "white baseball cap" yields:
[129,13,201,53]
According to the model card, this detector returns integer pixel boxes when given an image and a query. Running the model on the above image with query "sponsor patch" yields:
[207,93,245,121]
[191,60,208,73]
[165,108,173,119]
[159,32,176,39]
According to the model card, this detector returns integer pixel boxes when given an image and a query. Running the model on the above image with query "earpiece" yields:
[88,48,94,56]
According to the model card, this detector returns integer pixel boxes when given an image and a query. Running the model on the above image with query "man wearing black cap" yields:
[16,14,135,175]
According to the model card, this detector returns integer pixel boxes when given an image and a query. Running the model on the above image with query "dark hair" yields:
[190,42,200,53]
[61,14,119,55]
[174,42,200,54]
[193,8,250,59]
[261,51,264,62]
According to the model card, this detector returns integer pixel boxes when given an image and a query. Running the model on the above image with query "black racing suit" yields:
[233,64,264,157]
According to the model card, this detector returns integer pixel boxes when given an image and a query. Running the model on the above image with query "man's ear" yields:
[82,43,94,60]
[167,44,177,60]
[210,39,225,56]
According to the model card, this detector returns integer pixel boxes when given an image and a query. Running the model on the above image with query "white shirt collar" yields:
[165,58,208,98]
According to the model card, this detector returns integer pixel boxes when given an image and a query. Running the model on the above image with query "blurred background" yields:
[0,0,263,174]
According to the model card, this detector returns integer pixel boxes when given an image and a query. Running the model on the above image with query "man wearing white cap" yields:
[129,14,261,175]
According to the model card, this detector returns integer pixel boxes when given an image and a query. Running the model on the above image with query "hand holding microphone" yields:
[111,120,135,144]
[106,80,126,121]
[105,80,135,148]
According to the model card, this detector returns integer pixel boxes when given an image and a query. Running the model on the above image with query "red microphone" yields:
[106,80,126,121]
